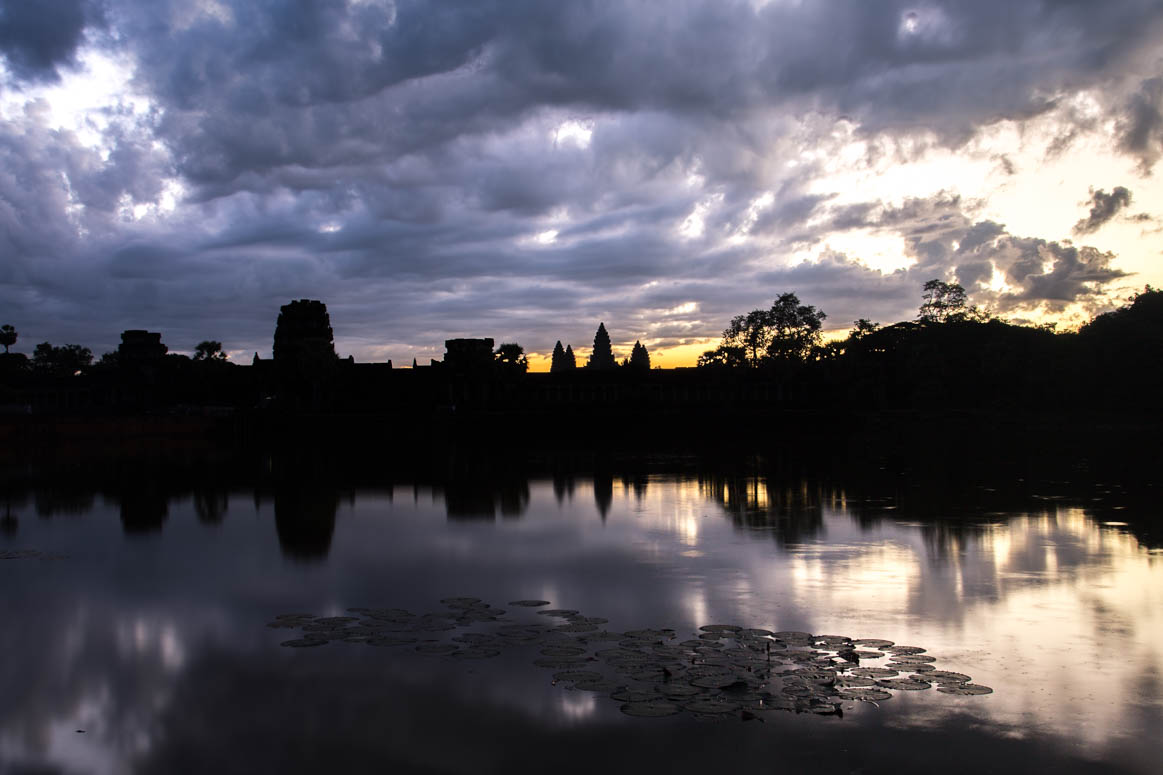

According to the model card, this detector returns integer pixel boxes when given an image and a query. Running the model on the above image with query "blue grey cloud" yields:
[0,0,1159,361]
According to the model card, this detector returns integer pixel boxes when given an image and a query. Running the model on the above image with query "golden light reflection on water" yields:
[609,477,1162,750]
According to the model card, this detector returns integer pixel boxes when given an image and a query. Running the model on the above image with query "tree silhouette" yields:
[32,343,93,376]
[193,340,227,361]
[564,344,576,369]
[767,293,826,360]
[699,293,825,366]
[587,323,617,370]
[628,340,650,370]
[0,325,15,354]
[849,319,879,339]
[550,340,568,373]
[697,344,747,368]
[494,342,528,373]
[918,280,987,323]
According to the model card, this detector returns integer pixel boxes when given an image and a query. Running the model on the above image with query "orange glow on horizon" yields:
[525,339,718,372]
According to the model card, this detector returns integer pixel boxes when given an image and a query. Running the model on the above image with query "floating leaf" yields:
[571,679,620,692]
[553,670,604,683]
[367,636,417,647]
[851,667,899,678]
[925,671,971,683]
[691,675,745,689]
[890,654,936,664]
[620,701,682,718]
[281,638,327,648]
[415,643,459,655]
[508,600,552,607]
[533,657,593,668]
[875,678,931,691]
[937,684,993,695]
[740,629,775,638]
[853,639,894,649]
[683,699,741,714]
[450,648,501,659]
[440,597,482,607]
[699,624,743,633]
[839,688,893,701]
[885,646,926,655]
[554,623,599,633]
[657,683,703,698]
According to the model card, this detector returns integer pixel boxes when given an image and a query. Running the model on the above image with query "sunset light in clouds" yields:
[1,1,1160,367]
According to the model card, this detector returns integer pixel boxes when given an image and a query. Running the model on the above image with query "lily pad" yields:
[415,643,459,655]
[683,698,741,714]
[691,675,746,689]
[368,636,417,647]
[440,597,482,607]
[839,688,893,701]
[553,670,604,683]
[876,678,931,691]
[554,623,599,633]
[890,654,937,664]
[540,646,588,657]
[657,683,703,698]
[885,645,926,655]
[610,688,659,703]
[850,667,899,678]
[937,684,993,695]
[925,671,971,683]
[280,638,327,648]
[571,679,620,692]
[620,701,682,718]
[508,600,552,607]
[450,648,501,659]
[533,657,593,668]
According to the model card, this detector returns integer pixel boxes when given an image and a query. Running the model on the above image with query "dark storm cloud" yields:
[2,0,1161,360]
[0,0,99,82]
[96,0,1163,201]
[1118,78,1163,171]
[1073,187,1134,235]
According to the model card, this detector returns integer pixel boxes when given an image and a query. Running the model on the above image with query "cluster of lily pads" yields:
[267,597,992,720]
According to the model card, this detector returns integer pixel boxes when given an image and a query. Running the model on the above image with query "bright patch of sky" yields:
[0,44,151,152]
[553,119,593,149]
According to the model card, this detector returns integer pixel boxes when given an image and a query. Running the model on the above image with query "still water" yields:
[1,454,1160,774]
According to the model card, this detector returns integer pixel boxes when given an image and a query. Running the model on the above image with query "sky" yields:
[1,0,1161,369]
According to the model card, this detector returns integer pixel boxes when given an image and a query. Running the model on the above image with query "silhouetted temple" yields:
[2,291,1161,445]
[118,330,167,364]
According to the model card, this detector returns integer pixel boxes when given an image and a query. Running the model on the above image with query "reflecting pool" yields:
[1,454,1160,774]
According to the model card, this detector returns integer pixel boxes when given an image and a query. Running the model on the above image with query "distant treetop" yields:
[918,280,988,323]
[194,340,227,362]
[0,324,15,354]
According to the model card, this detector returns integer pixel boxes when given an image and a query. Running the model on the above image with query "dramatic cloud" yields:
[1073,187,1133,235]
[1,0,1161,363]
[0,0,96,81]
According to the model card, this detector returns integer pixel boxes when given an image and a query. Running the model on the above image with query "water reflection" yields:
[1,450,1160,774]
